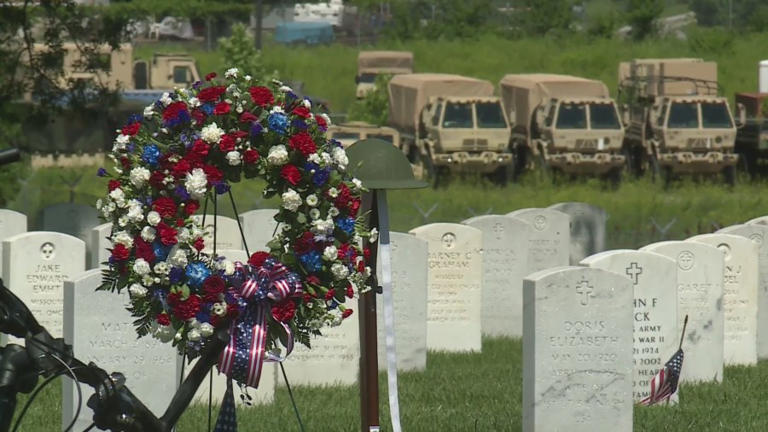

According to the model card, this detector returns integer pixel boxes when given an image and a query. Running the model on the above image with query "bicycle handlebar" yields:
[0,278,229,432]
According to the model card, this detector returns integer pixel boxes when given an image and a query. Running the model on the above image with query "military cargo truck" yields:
[499,74,625,181]
[356,51,413,99]
[326,121,401,149]
[28,42,201,104]
[618,58,738,182]
[733,92,767,177]
[387,73,512,185]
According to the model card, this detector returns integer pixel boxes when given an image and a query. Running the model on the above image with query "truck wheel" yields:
[723,165,736,186]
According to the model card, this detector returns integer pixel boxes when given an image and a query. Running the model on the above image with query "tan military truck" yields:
[28,42,201,105]
[499,74,625,181]
[356,51,413,99]
[618,58,739,183]
[326,121,401,149]
[733,92,767,177]
[387,73,512,185]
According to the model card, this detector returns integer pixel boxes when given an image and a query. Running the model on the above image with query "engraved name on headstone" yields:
[463,215,530,337]
[507,208,569,274]
[523,266,633,432]
[581,250,679,403]
[688,233,758,366]
[410,223,483,352]
[640,241,724,382]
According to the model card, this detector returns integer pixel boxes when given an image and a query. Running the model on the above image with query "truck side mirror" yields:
[736,103,746,128]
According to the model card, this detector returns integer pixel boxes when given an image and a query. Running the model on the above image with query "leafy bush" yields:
[217,23,277,80]
[347,74,390,126]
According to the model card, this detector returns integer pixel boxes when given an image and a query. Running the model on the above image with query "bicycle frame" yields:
[0,279,229,432]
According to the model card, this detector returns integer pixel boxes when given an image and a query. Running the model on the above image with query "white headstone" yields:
[640,241,724,382]
[580,250,679,403]
[3,231,85,344]
[376,232,428,371]
[281,317,360,386]
[409,223,483,352]
[717,224,768,359]
[507,208,570,274]
[0,209,27,276]
[62,269,179,430]
[41,203,99,264]
[88,222,112,269]
[191,215,243,252]
[548,202,607,265]
[523,266,633,432]
[746,216,768,226]
[215,249,249,263]
[688,234,758,366]
[463,215,530,337]
[239,209,280,252]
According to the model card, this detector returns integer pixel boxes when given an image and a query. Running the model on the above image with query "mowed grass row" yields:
[12,165,768,249]
[135,31,767,114]
[12,338,768,431]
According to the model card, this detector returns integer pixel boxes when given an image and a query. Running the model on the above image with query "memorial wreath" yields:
[96,68,373,388]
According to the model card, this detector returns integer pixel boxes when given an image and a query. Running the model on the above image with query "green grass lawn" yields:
[11,338,768,431]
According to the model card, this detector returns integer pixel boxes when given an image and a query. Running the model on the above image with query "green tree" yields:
[625,0,664,40]
[218,23,277,81]
[348,74,391,126]
[517,0,574,36]
[690,0,725,27]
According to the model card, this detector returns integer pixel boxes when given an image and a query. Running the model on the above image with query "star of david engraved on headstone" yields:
[575,278,594,306]
[625,262,643,285]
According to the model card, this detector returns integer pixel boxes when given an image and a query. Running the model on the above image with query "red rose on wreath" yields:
[294,232,315,254]
[219,134,236,152]
[214,101,231,115]
[111,244,130,261]
[244,149,259,164]
[248,251,271,267]
[203,165,223,184]
[289,132,317,157]
[157,222,178,246]
[153,197,177,219]
[108,180,121,192]
[315,115,327,130]
[191,109,206,124]
[342,309,354,319]
[193,237,205,251]
[292,106,311,119]
[173,295,202,321]
[172,159,191,179]
[163,102,189,123]
[239,112,258,123]
[134,238,156,263]
[280,164,302,185]
[189,140,210,161]
[122,122,140,136]
[205,72,217,81]
[156,313,171,326]
[184,200,200,216]
[203,275,226,302]
[272,300,296,322]
[249,86,274,107]
[198,86,226,102]
[324,289,336,301]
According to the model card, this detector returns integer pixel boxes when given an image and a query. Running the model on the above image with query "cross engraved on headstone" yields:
[625,262,643,285]
[575,279,594,306]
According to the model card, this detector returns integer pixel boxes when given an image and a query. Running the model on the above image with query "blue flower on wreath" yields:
[126,114,143,125]
[291,119,308,130]
[97,167,107,177]
[336,217,356,235]
[268,112,288,136]
[174,185,190,201]
[153,241,172,261]
[186,262,211,288]
[202,103,214,116]
[169,267,184,284]
[304,162,330,187]
[300,251,322,273]
[214,182,230,195]
[142,144,161,166]
[250,122,263,136]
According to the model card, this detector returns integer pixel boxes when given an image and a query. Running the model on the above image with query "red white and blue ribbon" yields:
[217,257,302,388]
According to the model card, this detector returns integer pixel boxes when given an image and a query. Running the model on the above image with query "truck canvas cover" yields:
[498,74,609,128]
[388,73,494,132]
[618,58,718,96]
[357,51,414,74]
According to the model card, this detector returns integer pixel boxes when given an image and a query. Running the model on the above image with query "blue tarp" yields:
[274,22,335,45]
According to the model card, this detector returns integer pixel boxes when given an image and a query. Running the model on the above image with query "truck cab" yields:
[131,54,200,90]
[734,92,768,176]
[420,96,512,170]
[638,95,737,174]
[356,51,413,99]
[535,97,625,174]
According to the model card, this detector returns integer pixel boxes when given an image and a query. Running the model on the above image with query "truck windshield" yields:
[475,102,507,128]
[667,102,699,128]
[442,102,473,129]
[358,73,377,84]
[589,103,621,129]
[556,103,587,129]
[701,102,733,129]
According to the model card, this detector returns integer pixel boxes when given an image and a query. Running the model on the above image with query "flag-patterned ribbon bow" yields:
[217,257,303,388]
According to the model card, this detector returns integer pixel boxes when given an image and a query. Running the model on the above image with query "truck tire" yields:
[723,165,736,186]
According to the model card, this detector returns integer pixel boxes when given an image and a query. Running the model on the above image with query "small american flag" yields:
[639,348,684,406]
